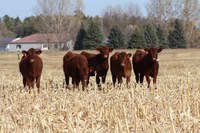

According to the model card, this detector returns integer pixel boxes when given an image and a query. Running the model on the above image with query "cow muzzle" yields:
[153,58,159,62]
[29,59,34,63]
[104,55,108,58]
[121,63,125,66]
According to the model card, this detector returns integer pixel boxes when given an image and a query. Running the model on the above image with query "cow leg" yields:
[96,74,101,87]
[29,79,34,93]
[36,76,41,93]
[118,76,123,86]
[23,76,26,87]
[76,80,80,90]
[112,74,117,87]
[139,74,144,84]
[153,76,157,89]
[135,73,139,83]
[72,79,76,90]
[26,77,31,93]
[145,75,151,88]
[102,75,106,84]
[81,80,87,91]
[31,79,35,88]
[87,75,90,86]
[28,86,31,94]
[126,76,131,85]
[65,75,69,88]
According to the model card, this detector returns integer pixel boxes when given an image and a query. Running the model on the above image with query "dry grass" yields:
[0,49,200,133]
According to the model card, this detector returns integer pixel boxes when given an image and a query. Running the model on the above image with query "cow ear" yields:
[22,50,27,55]
[36,49,42,55]
[96,47,101,52]
[157,48,163,53]
[127,53,132,58]
[114,54,118,59]
[109,47,113,53]
[144,48,149,53]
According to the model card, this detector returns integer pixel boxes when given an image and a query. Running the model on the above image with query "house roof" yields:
[0,38,15,46]
[11,33,71,44]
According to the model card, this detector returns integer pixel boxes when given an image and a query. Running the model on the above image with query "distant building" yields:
[0,38,15,51]
[7,33,73,51]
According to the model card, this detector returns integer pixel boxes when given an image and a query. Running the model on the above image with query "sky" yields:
[0,0,148,20]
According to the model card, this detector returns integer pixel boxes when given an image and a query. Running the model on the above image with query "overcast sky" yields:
[0,0,148,20]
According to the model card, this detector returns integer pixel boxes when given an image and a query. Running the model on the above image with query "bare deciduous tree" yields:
[34,0,83,50]
[147,0,200,46]
[147,0,174,22]
[102,5,124,36]
[0,20,15,38]
[102,3,142,38]
[125,2,142,18]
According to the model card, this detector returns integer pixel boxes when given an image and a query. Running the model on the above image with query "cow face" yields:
[89,67,95,76]
[144,48,162,62]
[97,46,113,59]
[116,52,132,67]
[24,48,42,63]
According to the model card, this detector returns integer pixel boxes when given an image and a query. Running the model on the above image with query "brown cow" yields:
[19,48,43,93]
[110,52,132,86]
[63,52,89,90]
[132,48,162,89]
[81,46,113,87]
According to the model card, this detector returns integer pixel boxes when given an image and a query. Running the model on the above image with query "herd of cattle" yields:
[19,46,162,93]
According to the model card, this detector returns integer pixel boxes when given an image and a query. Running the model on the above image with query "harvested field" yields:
[0,49,200,132]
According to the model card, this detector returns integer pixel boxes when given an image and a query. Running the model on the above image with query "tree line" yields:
[1,0,200,49]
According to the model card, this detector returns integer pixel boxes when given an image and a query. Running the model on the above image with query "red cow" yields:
[81,46,113,87]
[63,52,89,90]
[110,52,132,86]
[132,48,162,89]
[19,48,43,93]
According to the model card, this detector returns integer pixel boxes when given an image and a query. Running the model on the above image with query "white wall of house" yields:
[7,43,44,51]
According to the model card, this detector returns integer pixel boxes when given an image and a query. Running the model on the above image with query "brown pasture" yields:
[0,49,200,132]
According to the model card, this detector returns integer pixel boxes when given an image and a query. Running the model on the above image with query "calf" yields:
[110,52,132,86]
[63,52,89,90]
[132,48,162,89]
[81,46,113,87]
[19,48,43,93]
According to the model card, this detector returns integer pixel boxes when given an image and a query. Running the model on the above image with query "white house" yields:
[7,33,73,51]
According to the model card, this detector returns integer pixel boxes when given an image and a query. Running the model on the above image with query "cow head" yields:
[89,67,95,76]
[23,48,42,63]
[144,48,162,62]
[116,52,132,67]
[96,46,113,59]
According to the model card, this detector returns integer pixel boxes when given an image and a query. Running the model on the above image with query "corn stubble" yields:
[0,49,200,132]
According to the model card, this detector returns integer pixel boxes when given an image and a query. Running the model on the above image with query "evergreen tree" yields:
[74,24,86,50]
[168,19,187,48]
[143,24,158,47]
[21,16,39,37]
[82,21,103,49]
[108,25,125,49]
[3,15,15,31]
[156,24,168,48]
[128,28,146,49]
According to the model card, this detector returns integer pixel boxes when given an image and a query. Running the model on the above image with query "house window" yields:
[16,45,21,49]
